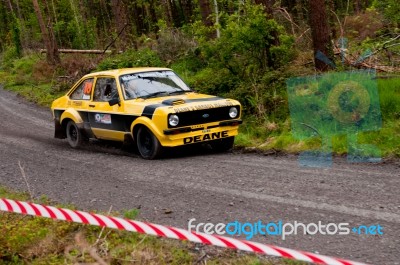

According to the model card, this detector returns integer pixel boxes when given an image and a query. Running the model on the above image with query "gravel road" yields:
[0,87,399,264]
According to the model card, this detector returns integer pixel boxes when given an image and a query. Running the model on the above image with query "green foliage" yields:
[197,5,295,75]
[97,48,164,71]
[377,77,400,120]
[372,0,400,26]
[344,9,384,41]
[169,50,206,81]
[123,208,140,220]
[155,28,197,62]
[0,46,20,70]
[0,186,29,201]
[0,3,8,52]
[170,247,193,264]
[188,67,239,95]
[51,0,97,49]
[11,14,22,58]
[3,55,49,87]
[183,4,295,120]
[11,55,38,76]
[237,77,400,157]
[229,70,289,119]
[1,53,63,106]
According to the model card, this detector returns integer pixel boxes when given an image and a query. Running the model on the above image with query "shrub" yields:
[188,67,238,95]
[155,28,197,63]
[344,9,384,41]
[97,48,163,71]
[0,46,19,70]
[196,4,295,76]
[183,4,294,121]
[372,0,400,26]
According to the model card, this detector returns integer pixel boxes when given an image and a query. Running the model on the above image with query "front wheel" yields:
[66,120,86,148]
[210,136,235,152]
[136,126,163,159]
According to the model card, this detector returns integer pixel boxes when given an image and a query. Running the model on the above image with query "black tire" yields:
[136,126,163,159]
[66,120,86,148]
[211,136,235,152]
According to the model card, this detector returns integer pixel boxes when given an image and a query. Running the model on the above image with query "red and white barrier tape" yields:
[0,198,368,265]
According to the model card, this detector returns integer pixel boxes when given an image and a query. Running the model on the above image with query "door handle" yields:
[89,104,95,108]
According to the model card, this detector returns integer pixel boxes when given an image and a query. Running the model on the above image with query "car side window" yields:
[69,78,93,100]
[93,78,118,102]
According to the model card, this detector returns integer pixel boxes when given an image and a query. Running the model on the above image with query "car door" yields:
[88,77,125,141]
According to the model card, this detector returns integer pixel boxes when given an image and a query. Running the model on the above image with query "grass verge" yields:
[0,186,305,265]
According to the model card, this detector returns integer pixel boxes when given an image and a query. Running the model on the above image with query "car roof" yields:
[84,67,172,78]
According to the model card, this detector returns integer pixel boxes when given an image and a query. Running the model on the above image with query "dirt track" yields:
[0,87,399,264]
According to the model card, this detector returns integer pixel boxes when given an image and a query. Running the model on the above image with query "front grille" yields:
[169,105,240,128]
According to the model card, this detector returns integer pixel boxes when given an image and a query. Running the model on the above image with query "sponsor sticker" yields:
[94,113,112,124]
[174,101,234,113]
[184,131,228,144]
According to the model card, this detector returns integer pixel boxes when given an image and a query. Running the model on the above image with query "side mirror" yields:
[108,97,120,106]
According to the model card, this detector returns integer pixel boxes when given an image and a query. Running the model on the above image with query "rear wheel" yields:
[210,136,235,152]
[66,120,86,148]
[136,126,163,159]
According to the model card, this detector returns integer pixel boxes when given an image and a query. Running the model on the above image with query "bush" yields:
[344,9,384,41]
[169,50,206,82]
[196,4,295,76]
[0,46,19,70]
[372,0,400,26]
[97,48,164,71]
[188,67,238,95]
[155,28,197,63]
[183,4,294,121]
[3,55,41,86]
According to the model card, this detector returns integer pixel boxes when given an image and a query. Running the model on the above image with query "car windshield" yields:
[119,71,192,100]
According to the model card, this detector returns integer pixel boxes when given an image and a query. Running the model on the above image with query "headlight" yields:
[169,114,179,126]
[229,107,238,118]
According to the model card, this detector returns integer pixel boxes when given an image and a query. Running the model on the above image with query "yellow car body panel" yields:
[91,128,126,141]
[60,108,84,124]
[51,67,242,157]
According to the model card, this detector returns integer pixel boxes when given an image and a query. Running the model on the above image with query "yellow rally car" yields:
[51,68,242,159]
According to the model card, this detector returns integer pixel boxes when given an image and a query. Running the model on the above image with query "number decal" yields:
[83,81,93,95]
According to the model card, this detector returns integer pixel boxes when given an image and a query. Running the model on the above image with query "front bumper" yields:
[163,119,242,135]
[158,120,242,147]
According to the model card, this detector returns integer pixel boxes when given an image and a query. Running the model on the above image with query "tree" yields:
[254,0,274,17]
[373,0,400,26]
[0,2,8,51]
[32,0,60,65]
[199,0,213,27]
[111,0,128,50]
[308,0,332,71]
[5,0,22,57]
[147,0,159,31]
[354,0,361,13]
[181,0,193,23]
